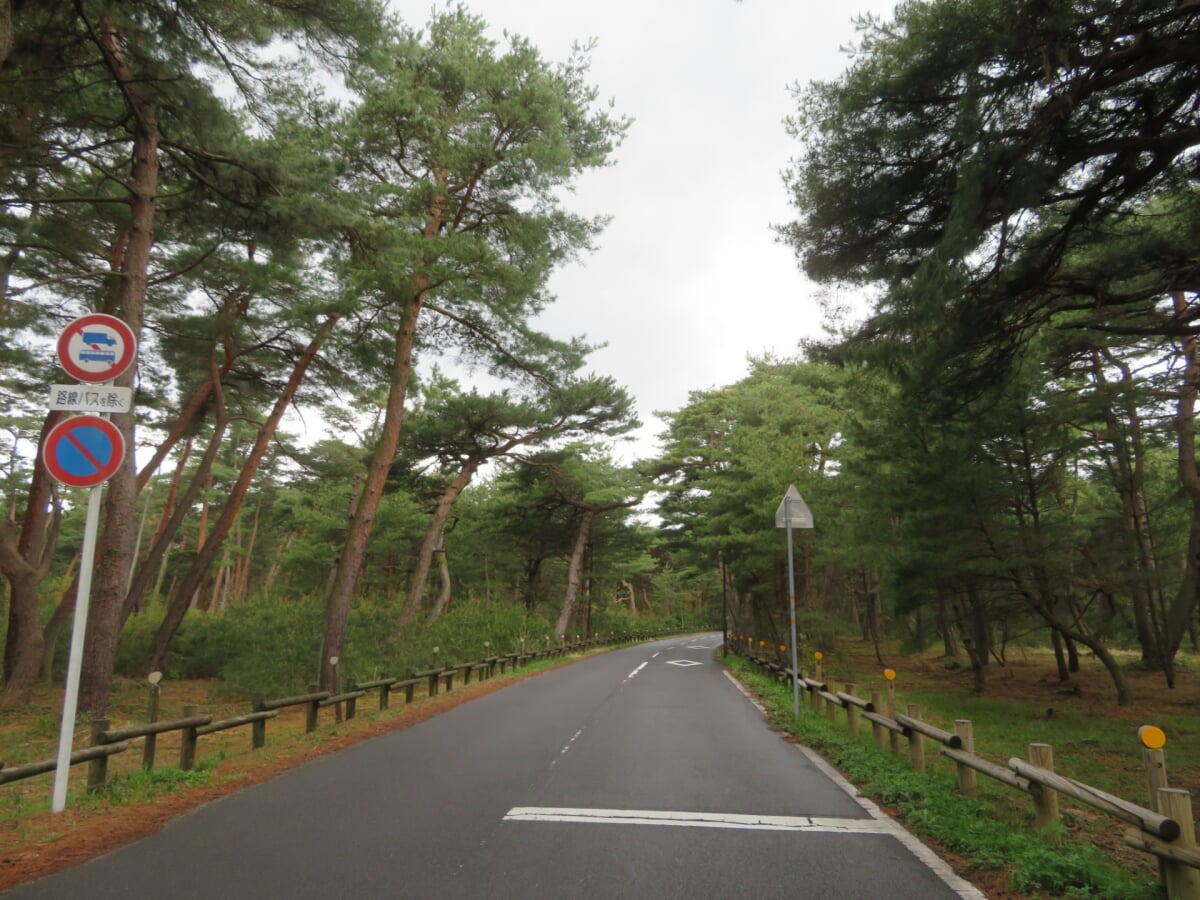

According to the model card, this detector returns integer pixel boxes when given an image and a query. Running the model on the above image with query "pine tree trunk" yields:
[1166,292,1200,686]
[321,297,423,690]
[263,532,294,596]
[123,412,224,625]
[135,384,228,665]
[1,412,65,705]
[233,500,260,604]
[402,459,478,625]
[79,19,158,717]
[555,510,594,640]
[425,544,453,625]
[39,550,81,681]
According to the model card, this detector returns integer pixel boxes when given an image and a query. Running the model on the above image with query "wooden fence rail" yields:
[735,643,1200,899]
[0,628,679,800]
[0,743,129,786]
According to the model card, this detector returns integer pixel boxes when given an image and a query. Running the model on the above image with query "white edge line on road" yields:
[504,807,894,833]
[721,670,985,900]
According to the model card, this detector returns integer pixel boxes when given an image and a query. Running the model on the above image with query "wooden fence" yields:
[1,629,676,797]
[735,642,1200,900]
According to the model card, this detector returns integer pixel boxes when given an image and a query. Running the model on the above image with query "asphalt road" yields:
[8,635,982,899]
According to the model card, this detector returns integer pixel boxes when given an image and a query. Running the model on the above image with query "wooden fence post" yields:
[378,675,390,712]
[345,681,358,720]
[180,705,199,772]
[906,704,926,773]
[1141,731,1170,889]
[870,689,885,749]
[305,685,320,733]
[812,652,824,713]
[845,683,860,737]
[87,719,109,792]
[886,669,900,755]
[251,695,267,749]
[954,720,977,797]
[143,682,160,771]
[1029,743,1059,829]
[1157,788,1200,900]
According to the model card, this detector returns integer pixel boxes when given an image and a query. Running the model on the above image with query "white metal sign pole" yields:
[785,496,800,719]
[51,481,104,812]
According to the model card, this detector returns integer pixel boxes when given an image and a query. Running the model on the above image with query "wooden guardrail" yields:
[732,640,1200,899]
[1,628,681,800]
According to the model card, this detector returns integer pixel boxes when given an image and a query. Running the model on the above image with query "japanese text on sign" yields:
[48,385,133,414]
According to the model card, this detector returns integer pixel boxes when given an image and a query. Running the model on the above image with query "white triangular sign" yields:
[775,485,813,529]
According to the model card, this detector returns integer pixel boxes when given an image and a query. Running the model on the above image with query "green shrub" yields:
[216,594,324,696]
[114,609,165,676]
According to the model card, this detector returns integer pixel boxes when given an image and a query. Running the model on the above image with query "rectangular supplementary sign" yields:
[48,385,133,414]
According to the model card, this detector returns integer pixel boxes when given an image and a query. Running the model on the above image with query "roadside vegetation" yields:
[731,638,1200,899]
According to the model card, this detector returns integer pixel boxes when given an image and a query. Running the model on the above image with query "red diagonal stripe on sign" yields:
[65,430,105,472]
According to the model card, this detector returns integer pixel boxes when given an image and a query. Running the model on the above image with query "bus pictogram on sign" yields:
[56,314,137,384]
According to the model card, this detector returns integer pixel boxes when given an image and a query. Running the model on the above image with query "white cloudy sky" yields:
[390,0,898,460]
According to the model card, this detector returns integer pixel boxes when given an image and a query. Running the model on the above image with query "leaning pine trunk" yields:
[555,509,594,640]
[321,295,423,691]
[79,13,159,717]
[402,459,478,626]
[425,540,453,625]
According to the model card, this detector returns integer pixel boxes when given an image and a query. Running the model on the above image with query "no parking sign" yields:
[42,415,126,488]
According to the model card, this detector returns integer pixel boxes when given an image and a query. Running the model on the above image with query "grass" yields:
[728,645,1199,899]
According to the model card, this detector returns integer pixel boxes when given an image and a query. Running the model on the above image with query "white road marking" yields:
[550,728,586,767]
[504,807,893,834]
[624,661,648,682]
[651,652,661,658]
[666,659,702,667]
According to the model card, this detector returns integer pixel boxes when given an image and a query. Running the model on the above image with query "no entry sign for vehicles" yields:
[56,314,137,384]
[42,415,126,488]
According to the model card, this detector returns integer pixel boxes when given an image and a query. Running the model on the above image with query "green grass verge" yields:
[729,657,1159,899]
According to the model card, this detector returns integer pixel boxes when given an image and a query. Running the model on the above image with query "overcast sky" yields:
[390,0,898,461]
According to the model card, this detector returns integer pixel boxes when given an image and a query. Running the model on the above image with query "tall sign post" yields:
[48,314,136,813]
[775,485,813,718]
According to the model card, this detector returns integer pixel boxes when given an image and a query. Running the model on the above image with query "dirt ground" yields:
[1,646,1198,897]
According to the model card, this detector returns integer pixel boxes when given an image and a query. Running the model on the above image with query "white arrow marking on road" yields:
[504,807,893,834]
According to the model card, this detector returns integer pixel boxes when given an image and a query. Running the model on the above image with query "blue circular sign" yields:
[42,416,126,487]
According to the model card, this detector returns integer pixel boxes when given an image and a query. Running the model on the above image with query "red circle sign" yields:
[42,416,126,488]
[57,314,137,384]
